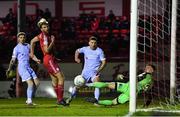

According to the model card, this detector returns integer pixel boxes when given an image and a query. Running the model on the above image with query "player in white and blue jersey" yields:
[76,37,106,83]
[67,36,106,104]
[6,32,40,105]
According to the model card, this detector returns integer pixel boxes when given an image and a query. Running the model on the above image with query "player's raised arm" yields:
[75,49,81,63]
[30,36,39,57]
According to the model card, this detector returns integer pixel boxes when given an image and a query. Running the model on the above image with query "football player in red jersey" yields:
[30,18,68,106]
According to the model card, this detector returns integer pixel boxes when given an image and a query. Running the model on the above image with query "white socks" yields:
[94,88,100,100]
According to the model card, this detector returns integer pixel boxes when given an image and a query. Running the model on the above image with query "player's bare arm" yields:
[97,60,106,73]
[30,36,39,57]
[31,55,41,64]
[75,49,81,63]
[6,57,16,76]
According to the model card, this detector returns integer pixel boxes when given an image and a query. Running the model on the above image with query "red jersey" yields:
[37,32,60,74]
[38,32,51,56]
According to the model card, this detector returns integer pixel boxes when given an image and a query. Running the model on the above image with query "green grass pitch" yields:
[1,97,180,116]
[0,97,128,116]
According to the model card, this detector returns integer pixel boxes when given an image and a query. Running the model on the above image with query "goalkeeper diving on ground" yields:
[85,64,155,106]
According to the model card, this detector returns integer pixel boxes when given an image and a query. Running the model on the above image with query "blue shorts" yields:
[18,63,37,82]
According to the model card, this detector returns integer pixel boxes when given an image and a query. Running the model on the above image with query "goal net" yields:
[132,0,180,113]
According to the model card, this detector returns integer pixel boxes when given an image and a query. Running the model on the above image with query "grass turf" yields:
[0,97,128,116]
[1,97,180,116]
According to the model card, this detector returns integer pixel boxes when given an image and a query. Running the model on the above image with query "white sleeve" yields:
[27,43,30,49]
[99,49,106,61]
[27,44,31,53]
[77,47,85,54]
[12,47,17,59]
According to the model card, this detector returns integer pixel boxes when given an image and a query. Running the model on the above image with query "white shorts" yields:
[81,70,100,83]
[18,64,37,82]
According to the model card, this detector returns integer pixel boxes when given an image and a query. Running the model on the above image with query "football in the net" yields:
[74,75,85,86]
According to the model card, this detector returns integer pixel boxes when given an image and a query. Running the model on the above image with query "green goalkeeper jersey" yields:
[90,73,153,105]
[116,73,153,94]
[114,73,153,104]
[137,73,153,92]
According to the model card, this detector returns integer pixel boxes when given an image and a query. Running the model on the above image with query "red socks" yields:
[53,85,64,102]
[53,85,58,96]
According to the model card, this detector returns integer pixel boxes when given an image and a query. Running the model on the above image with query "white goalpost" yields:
[170,0,177,104]
[129,0,138,114]
[129,0,178,114]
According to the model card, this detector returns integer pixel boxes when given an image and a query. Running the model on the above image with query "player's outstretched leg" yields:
[86,82,109,105]
[66,86,77,104]
[98,100,114,106]
[95,94,129,106]
[117,94,129,104]
[69,86,77,97]
[97,97,119,106]
[86,82,109,88]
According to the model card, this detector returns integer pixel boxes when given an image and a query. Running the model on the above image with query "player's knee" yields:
[26,79,34,87]
[35,80,40,87]
[93,77,100,82]
[112,98,119,105]
[118,94,129,104]
[27,83,34,88]
[58,73,65,80]
[108,82,115,89]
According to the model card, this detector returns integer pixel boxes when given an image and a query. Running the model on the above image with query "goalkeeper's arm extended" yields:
[137,73,154,107]
[137,73,153,93]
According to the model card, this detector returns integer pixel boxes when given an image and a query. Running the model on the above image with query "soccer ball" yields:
[74,75,85,86]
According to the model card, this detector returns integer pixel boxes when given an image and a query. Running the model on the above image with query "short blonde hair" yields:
[17,32,26,37]
[37,18,48,28]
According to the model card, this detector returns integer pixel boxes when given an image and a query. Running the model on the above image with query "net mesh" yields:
[136,0,180,111]
[176,0,180,102]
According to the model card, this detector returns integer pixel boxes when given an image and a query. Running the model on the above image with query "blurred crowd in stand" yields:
[0,8,130,64]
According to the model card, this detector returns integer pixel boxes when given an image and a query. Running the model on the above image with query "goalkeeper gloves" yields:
[6,69,16,79]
